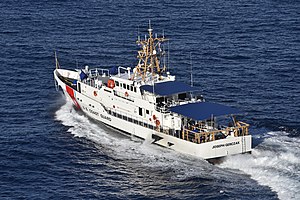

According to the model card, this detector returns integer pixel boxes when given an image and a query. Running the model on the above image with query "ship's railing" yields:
[89,68,110,78]
[104,104,249,144]
[113,90,135,102]
[106,107,174,135]
[107,108,158,131]
[181,121,249,144]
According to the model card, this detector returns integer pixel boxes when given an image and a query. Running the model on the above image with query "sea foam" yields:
[220,131,300,200]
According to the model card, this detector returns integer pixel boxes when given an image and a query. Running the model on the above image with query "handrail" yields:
[113,90,135,102]
[182,121,249,144]
[89,68,110,77]
[104,104,249,144]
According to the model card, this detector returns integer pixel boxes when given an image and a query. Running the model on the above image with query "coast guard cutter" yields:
[54,24,252,160]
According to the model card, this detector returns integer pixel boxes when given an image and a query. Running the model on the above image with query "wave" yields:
[219,131,300,200]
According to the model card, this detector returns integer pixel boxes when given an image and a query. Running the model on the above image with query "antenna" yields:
[163,43,166,70]
[137,25,140,42]
[190,52,193,87]
[148,20,152,30]
[54,51,60,69]
[148,19,153,34]
[152,79,155,96]
[167,40,170,72]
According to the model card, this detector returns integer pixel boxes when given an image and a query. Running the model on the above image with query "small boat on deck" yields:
[54,24,251,160]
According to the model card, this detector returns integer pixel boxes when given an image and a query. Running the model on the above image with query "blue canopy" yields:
[140,81,198,96]
[169,102,241,120]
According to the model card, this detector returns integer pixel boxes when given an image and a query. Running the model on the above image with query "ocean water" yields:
[1,0,299,199]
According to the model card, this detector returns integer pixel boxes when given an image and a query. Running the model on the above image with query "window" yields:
[127,85,130,90]
[178,93,187,100]
[139,107,143,116]
[78,83,81,93]
[115,81,119,87]
[130,85,133,91]
[134,87,137,93]
[146,110,149,115]
[123,84,126,89]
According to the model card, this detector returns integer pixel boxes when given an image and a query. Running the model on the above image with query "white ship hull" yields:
[54,70,251,160]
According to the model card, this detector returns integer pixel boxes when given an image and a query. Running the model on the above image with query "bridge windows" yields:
[114,80,137,93]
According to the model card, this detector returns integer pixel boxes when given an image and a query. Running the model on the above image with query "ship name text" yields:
[212,141,240,149]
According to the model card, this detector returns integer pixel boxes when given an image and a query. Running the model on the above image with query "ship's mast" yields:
[133,21,168,81]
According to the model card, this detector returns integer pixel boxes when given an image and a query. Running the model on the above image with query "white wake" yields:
[219,131,300,200]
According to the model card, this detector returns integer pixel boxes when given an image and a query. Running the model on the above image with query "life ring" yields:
[94,91,97,96]
[125,91,129,97]
[153,115,156,120]
[155,119,160,127]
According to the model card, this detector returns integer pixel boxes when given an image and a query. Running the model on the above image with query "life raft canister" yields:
[155,119,160,126]
[94,91,97,96]
[107,79,115,89]
[153,114,156,120]
[125,91,129,97]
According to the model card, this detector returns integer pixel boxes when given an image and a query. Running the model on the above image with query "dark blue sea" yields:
[1,0,299,199]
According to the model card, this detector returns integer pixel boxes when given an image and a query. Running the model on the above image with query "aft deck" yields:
[181,121,250,144]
